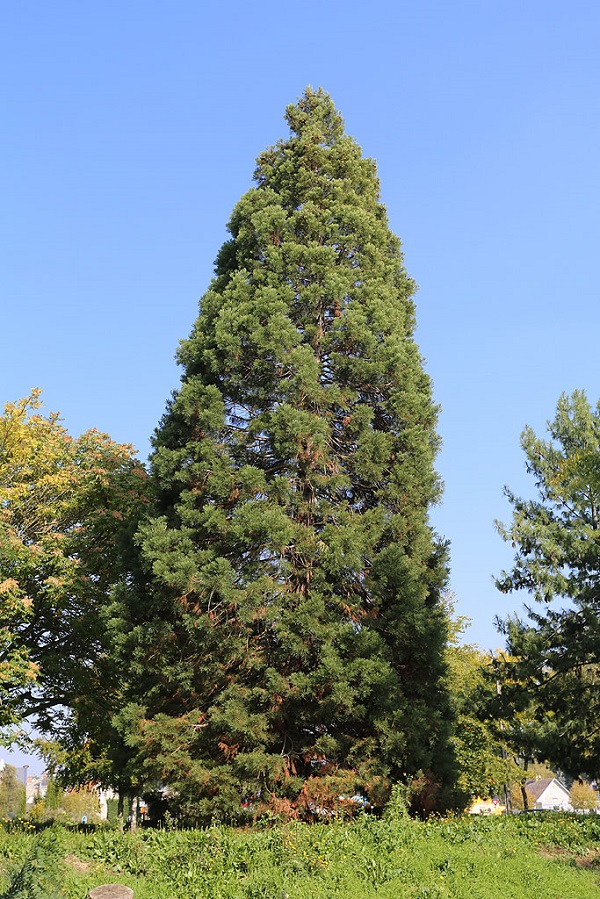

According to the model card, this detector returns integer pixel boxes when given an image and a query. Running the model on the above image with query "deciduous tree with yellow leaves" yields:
[0,391,149,748]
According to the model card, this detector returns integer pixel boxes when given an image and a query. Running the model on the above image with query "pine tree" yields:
[129,88,454,822]
[495,391,600,780]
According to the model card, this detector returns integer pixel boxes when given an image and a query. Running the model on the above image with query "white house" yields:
[526,777,572,811]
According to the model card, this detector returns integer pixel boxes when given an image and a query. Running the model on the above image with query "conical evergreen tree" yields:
[130,88,455,822]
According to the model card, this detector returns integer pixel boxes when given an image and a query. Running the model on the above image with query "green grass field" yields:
[1,813,599,898]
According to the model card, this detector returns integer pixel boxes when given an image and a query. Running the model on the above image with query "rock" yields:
[87,886,134,899]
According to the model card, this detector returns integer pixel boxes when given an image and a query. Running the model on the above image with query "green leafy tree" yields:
[125,87,455,823]
[60,787,101,823]
[29,783,101,825]
[44,778,61,811]
[0,391,150,806]
[495,391,600,780]
[0,764,26,819]
[446,638,520,803]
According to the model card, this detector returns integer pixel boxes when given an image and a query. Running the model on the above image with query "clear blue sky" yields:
[3,2,600,767]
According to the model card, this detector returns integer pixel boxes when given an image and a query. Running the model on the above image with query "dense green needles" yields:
[122,87,454,822]
[495,391,600,780]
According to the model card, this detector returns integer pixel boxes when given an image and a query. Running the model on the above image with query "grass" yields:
[0,813,599,898]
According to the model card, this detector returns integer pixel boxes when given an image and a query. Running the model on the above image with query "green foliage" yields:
[123,87,455,822]
[42,780,60,811]
[495,391,600,779]
[0,390,150,764]
[382,781,411,821]
[106,796,130,824]
[59,788,100,823]
[445,619,521,803]
[0,766,26,820]
[1,829,68,899]
[28,784,101,826]
[1,817,600,898]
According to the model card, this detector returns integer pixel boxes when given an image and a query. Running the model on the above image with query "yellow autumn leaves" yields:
[0,390,146,728]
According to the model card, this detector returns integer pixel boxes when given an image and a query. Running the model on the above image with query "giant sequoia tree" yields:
[130,89,454,821]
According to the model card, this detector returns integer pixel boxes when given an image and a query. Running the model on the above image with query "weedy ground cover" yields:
[0,814,599,898]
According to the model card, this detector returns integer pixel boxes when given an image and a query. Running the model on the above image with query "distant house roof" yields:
[526,778,559,800]
[525,777,572,810]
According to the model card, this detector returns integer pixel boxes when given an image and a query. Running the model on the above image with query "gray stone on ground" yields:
[87,886,134,899]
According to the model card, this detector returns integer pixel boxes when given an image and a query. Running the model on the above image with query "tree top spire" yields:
[284,86,344,145]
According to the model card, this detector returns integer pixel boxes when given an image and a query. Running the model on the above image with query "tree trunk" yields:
[117,791,124,832]
[520,759,530,811]
[129,796,138,832]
